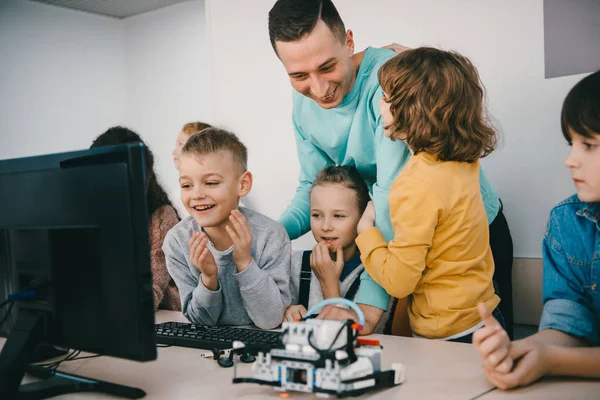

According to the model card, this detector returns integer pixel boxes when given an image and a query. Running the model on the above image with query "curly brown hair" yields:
[378,47,497,163]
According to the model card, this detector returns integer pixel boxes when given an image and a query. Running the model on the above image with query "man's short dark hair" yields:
[268,0,346,54]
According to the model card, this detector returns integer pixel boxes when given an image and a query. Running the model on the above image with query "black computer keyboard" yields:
[155,322,284,351]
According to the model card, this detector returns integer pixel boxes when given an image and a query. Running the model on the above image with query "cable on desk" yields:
[33,350,104,375]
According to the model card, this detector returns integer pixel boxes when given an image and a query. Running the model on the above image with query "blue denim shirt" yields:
[539,194,600,345]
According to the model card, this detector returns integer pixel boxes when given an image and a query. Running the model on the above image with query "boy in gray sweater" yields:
[163,128,291,330]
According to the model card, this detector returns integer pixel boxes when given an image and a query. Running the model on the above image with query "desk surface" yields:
[2,310,598,400]
[478,378,600,400]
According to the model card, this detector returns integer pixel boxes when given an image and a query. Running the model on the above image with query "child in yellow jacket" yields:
[356,47,501,342]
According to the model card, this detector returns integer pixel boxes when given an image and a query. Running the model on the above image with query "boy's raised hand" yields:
[284,304,307,322]
[357,201,376,234]
[189,231,219,291]
[310,242,344,298]
[226,209,253,272]
[482,338,552,390]
[473,303,513,374]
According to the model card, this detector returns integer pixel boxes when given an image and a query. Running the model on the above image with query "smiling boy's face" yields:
[565,130,600,203]
[178,151,250,228]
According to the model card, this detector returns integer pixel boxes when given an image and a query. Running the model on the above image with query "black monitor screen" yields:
[0,144,156,362]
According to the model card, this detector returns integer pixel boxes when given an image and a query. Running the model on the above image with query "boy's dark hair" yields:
[90,126,178,220]
[268,0,346,54]
[561,70,600,143]
[312,165,370,214]
[181,121,212,136]
[378,47,497,163]
[181,127,248,173]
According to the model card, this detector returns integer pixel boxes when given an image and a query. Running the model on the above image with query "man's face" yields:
[275,20,355,110]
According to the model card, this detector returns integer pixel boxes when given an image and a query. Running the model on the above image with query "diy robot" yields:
[231,298,405,398]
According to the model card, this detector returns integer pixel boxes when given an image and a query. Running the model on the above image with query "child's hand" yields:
[284,304,307,322]
[473,303,513,374]
[310,242,344,298]
[317,304,359,324]
[357,201,376,234]
[482,339,553,390]
[189,231,218,290]
[226,209,253,272]
[383,42,411,54]
[318,303,382,335]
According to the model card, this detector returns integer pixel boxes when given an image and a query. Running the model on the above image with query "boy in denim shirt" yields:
[473,71,600,389]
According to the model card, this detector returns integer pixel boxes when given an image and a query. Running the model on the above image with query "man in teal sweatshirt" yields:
[268,0,514,336]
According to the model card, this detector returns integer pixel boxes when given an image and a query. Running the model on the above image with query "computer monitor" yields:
[0,144,157,399]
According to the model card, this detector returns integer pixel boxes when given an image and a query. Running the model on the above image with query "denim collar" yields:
[576,203,600,229]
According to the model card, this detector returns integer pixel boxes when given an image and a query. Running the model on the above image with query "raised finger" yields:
[229,212,247,240]
[231,209,252,239]
[225,224,240,245]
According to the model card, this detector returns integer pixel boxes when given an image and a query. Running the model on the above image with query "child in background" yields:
[474,71,600,389]
[356,47,501,343]
[91,126,181,311]
[172,121,212,169]
[284,165,392,333]
[163,128,291,329]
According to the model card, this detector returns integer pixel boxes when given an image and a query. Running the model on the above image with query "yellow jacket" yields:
[356,152,499,338]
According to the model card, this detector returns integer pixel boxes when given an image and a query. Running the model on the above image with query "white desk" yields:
[479,377,600,400]
[3,310,597,399]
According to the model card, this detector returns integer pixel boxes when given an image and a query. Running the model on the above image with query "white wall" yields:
[0,0,127,159]
[1,0,587,257]
[124,0,211,214]
[206,0,587,256]
[0,0,211,214]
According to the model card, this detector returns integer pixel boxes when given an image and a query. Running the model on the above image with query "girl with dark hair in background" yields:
[91,126,181,311]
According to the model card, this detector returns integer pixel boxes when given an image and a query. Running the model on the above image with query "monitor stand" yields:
[0,309,146,399]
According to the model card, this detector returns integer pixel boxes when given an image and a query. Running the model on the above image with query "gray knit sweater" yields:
[162,207,292,329]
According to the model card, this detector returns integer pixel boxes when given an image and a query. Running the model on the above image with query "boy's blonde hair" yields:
[378,47,497,163]
[181,128,248,173]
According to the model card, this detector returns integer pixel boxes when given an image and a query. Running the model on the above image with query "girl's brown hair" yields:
[378,47,497,163]
[312,165,370,214]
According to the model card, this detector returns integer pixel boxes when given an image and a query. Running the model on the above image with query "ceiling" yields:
[29,0,195,19]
